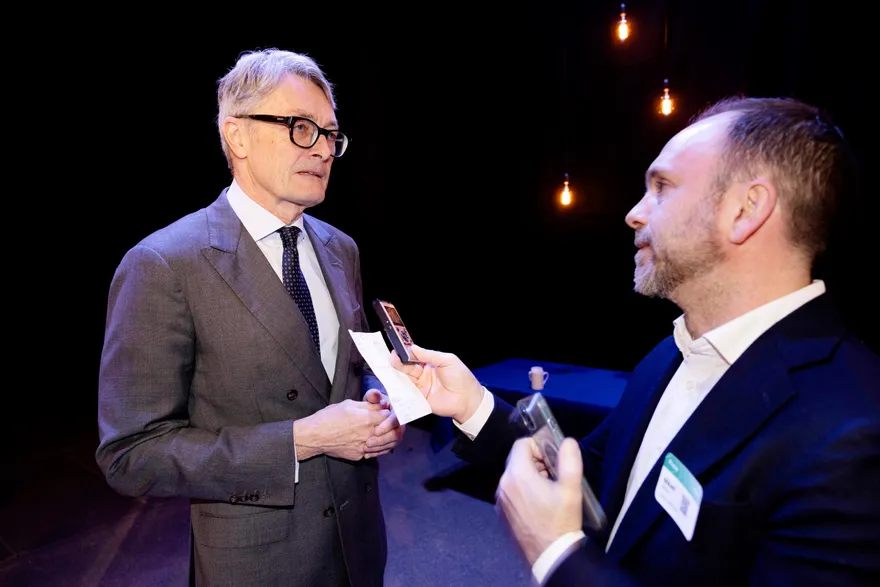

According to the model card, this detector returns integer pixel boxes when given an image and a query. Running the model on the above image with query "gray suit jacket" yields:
[96,189,387,587]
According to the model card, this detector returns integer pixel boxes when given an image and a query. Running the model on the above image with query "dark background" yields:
[8,1,875,459]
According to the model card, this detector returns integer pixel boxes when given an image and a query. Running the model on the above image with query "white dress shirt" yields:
[458,280,827,584]
[226,180,341,482]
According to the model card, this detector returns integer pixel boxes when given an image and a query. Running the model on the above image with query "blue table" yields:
[429,358,630,450]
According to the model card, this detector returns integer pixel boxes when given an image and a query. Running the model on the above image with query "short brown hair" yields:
[692,96,856,261]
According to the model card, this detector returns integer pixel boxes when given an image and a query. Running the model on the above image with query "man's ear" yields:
[222,117,248,160]
[729,179,777,244]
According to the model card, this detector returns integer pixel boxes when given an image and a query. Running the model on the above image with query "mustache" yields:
[634,232,651,248]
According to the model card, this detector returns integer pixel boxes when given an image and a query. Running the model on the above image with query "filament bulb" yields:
[660,79,674,116]
[617,4,629,41]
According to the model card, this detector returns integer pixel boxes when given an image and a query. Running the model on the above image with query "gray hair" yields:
[217,48,336,169]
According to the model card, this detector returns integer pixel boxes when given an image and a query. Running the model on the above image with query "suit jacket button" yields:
[229,495,238,504]
[286,389,298,401]
[364,483,372,493]
[249,493,259,502]
[324,506,335,517]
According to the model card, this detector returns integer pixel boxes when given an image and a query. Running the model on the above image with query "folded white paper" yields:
[348,330,432,425]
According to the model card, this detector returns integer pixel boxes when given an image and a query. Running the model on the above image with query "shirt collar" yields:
[226,179,305,243]
[673,280,826,364]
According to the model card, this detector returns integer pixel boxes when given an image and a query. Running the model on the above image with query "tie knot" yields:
[278,225,301,249]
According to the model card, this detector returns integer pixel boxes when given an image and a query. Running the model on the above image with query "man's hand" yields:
[293,399,390,461]
[389,344,484,423]
[363,389,406,458]
[496,437,584,566]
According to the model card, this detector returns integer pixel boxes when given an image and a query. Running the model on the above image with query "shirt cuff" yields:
[453,387,494,440]
[532,531,586,585]
[294,435,299,484]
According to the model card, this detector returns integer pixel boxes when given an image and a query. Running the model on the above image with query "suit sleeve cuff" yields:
[453,387,494,440]
[532,531,586,585]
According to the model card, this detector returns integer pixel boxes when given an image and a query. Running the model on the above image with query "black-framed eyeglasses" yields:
[238,114,350,157]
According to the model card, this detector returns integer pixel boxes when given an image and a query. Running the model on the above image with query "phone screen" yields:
[372,299,419,363]
[385,305,405,327]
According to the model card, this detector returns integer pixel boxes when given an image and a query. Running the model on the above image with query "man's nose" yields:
[625,193,650,229]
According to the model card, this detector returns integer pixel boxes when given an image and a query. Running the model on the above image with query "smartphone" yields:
[372,299,420,364]
[515,393,607,532]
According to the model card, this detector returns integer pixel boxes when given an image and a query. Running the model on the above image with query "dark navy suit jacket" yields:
[455,294,880,586]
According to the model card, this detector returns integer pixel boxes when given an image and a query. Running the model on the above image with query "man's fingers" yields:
[365,448,392,459]
[393,343,458,370]
[503,437,553,486]
[497,440,532,513]
[506,437,537,472]
[365,436,397,451]
[557,437,583,486]
[368,408,392,425]
[367,423,405,450]
[409,344,463,368]
[389,350,405,370]
[390,350,423,375]
[535,458,548,474]
[526,437,544,461]
[363,389,388,407]
[374,411,400,437]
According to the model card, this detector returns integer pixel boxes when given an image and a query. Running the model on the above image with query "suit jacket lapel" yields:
[201,191,331,402]
[599,337,681,544]
[605,295,845,562]
[304,216,355,404]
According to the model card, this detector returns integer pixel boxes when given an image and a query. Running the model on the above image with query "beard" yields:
[633,207,725,299]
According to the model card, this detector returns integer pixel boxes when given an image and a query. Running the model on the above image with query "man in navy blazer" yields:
[386,97,879,585]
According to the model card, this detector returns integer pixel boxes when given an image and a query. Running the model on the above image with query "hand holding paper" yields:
[349,330,432,425]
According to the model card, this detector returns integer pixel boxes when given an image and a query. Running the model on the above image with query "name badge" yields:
[654,453,703,541]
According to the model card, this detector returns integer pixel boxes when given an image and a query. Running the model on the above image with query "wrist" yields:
[292,415,323,460]
[531,531,586,584]
[456,386,485,424]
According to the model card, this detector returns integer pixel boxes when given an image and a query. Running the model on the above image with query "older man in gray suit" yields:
[96,48,404,587]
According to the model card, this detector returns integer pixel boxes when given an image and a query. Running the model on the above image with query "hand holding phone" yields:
[514,393,607,532]
[372,299,421,364]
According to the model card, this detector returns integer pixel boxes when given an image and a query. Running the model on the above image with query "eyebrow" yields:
[645,166,674,187]
[290,111,339,129]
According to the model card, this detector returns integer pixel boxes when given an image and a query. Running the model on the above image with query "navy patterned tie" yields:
[278,226,320,350]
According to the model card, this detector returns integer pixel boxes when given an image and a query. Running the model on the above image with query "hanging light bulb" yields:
[560,173,572,206]
[617,4,629,41]
[660,78,674,116]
